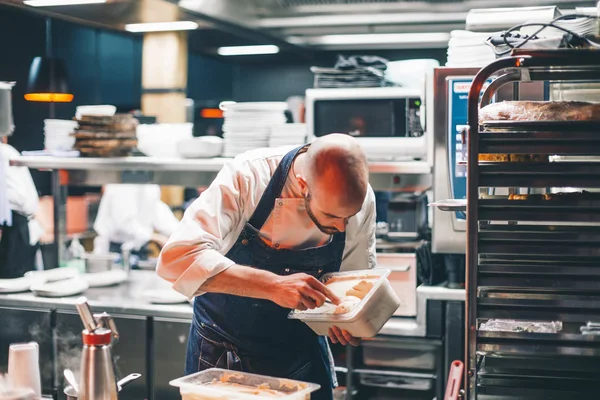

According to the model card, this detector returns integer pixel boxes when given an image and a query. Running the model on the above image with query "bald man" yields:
[157,135,376,400]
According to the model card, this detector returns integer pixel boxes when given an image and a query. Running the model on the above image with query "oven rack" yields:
[465,49,600,400]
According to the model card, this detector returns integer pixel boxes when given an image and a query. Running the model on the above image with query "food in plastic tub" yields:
[170,368,319,400]
[288,269,400,338]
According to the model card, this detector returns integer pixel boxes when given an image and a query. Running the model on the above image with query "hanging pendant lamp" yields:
[24,18,73,103]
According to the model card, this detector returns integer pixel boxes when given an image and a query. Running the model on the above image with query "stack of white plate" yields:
[446,30,497,68]
[269,124,307,148]
[222,102,288,157]
[44,119,77,151]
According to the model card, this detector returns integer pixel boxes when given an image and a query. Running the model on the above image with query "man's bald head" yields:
[295,134,369,233]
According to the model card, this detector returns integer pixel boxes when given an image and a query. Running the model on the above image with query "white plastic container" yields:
[170,368,320,400]
[288,269,401,338]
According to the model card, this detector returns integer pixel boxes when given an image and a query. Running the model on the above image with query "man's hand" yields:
[270,273,341,310]
[328,326,360,347]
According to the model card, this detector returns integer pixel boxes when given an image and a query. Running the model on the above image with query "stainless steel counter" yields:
[9,155,432,191]
[0,271,465,337]
[0,271,193,320]
[10,155,431,174]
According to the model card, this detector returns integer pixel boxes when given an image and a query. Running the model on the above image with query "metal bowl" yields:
[82,253,120,273]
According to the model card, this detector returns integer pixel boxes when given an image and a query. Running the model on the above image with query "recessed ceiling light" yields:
[217,45,280,56]
[125,21,199,33]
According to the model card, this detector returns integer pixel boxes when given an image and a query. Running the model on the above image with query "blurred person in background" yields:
[93,184,179,264]
[0,136,43,278]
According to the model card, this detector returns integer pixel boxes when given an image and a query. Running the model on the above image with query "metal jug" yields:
[0,82,15,137]
[75,298,118,400]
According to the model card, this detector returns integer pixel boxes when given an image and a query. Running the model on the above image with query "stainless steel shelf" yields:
[9,155,432,191]
[10,155,431,174]
[479,162,600,188]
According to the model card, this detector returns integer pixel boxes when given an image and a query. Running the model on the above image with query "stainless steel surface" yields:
[75,297,97,332]
[361,337,439,370]
[93,312,119,340]
[79,338,118,400]
[379,285,465,337]
[9,155,431,191]
[431,67,479,254]
[64,386,77,400]
[465,49,600,400]
[1,271,192,320]
[83,253,119,274]
[64,369,78,395]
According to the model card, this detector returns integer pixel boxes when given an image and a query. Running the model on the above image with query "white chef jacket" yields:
[0,143,39,218]
[93,184,180,253]
[157,146,377,298]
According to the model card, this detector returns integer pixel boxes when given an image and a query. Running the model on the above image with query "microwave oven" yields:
[305,87,430,162]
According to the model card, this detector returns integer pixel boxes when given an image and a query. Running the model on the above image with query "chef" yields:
[157,134,376,399]
[0,136,43,278]
[93,184,180,260]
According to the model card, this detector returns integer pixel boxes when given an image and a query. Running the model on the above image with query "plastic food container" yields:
[287,269,400,338]
[170,368,320,400]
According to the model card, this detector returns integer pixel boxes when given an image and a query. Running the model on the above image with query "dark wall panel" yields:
[52,18,100,120]
[187,52,234,103]
[98,30,142,110]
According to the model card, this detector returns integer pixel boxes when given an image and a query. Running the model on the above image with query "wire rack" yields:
[465,49,600,400]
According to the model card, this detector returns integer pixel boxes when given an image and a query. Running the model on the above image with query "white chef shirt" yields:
[93,184,180,252]
[0,143,39,217]
[157,146,377,298]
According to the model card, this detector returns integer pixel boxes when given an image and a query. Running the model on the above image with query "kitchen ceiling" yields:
[1,0,596,55]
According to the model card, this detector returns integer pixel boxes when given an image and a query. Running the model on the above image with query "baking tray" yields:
[478,161,600,188]
[477,130,600,156]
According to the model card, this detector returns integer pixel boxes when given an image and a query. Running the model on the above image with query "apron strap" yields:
[247,145,306,231]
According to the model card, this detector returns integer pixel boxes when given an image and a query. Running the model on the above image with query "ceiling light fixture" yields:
[24,0,106,6]
[25,18,73,106]
[217,45,280,56]
[290,32,450,46]
[124,21,199,33]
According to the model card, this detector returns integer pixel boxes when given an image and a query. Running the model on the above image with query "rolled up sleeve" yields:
[156,160,251,298]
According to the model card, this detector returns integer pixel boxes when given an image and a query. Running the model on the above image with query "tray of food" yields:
[170,368,319,399]
[288,269,400,338]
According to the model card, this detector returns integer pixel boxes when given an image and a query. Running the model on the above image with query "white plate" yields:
[428,199,467,212]
[30,277,89,298]
[25,267,80,284]
[83,270,128,288]
[223,102,288,112]
[0,277,32,294]
[140,289,188,304]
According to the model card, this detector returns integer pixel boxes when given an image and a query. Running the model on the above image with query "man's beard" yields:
[304,195,339,235]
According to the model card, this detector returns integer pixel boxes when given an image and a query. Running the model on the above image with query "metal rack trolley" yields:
[465,49,600,399]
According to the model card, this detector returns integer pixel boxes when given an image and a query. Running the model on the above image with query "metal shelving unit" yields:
[465,49,600,399]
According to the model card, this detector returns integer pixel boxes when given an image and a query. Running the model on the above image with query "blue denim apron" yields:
[185,146,345,400]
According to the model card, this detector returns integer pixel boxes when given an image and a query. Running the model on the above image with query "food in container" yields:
[170,368,319,400]
[477,100,600,163]
[288,269,400,338]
